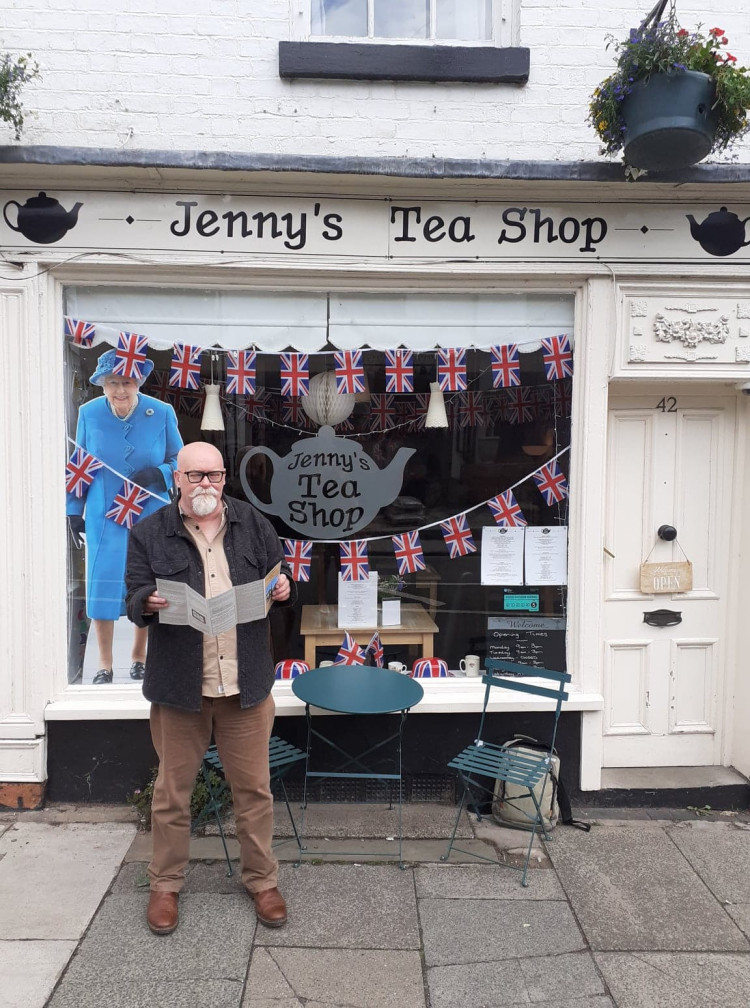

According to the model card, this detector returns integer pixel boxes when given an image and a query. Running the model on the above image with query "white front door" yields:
[602,391,736,767]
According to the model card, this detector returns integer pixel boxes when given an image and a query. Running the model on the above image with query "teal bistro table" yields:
[291,664,425,868]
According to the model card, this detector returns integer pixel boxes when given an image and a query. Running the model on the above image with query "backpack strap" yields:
[555,774,591,832]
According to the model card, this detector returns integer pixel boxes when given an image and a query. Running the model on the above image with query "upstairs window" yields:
[312,0,495,43]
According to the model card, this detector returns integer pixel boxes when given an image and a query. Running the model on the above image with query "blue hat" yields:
[90,348,154,386]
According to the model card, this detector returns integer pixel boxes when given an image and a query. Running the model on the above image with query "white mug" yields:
[388,661,408,674]
[319,660,335,667]
[460,654,481,677]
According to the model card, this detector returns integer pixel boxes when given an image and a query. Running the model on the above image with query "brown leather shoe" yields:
[253,887,287,928]
[147,891,179,935]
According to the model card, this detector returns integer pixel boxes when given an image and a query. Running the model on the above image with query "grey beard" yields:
[191,489,219,516]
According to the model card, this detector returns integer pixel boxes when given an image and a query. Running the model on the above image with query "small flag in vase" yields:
[113,332,149,380]
[280,352,309,397]
[226,350,256,396]
[487,490,527,527]
[105,480,150,528]
[541,334,573,380]
[65,448,103,497]
[533,460,569,505]
[334,350,366,394]
[169,343,202,390]
[392,530,426,575]
[491,344,520,388]
[437,348,467,391]
[283,539,313,582]
[440,514,477,558]
[384,349,413,393]
[64,318,96,347]
[335,631,366,665]
[366,632,384,668]
[340,541,369,582]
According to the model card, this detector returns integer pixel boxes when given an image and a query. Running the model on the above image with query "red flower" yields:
[721,37,729,45]
[726,53,737,62]
[709,27,724,36]
[676,28,689,37]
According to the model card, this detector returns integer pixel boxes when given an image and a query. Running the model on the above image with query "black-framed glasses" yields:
[181,470,226,483]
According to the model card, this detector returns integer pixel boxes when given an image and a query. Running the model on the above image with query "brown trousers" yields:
[148,692,278,894]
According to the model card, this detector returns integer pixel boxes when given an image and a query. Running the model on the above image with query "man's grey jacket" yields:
[125,494,297,712]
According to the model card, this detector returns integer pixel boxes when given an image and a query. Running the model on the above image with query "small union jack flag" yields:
[440,514,477,558]
[64,318,96,347]
[366,632,384,668]
[533,461,569,505]
[169,343,202,390]
[281,397,308,427]
[487,490,527,527]
[334,350,366,394]
[105,480,150,529]
[226,350,256,396]
[65,447,103,497]
[279,353,309,397]
[384,349,414,393]
[340,541,370,582]
[369,394,396,430]
[541,334,573,381]
[552,378,573,418]
[491,344,521,388]
[335,631,366,665]
[410,393,428,431]
[437,348,467,392]
[392,530,426,575]
[504,387,535,424]
[283,539,313,582]
[458,391,485,428]
[113,332,149,381]
[146,369,172,399]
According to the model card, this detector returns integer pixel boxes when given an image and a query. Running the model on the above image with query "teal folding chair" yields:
[191,737,307,876]
[441,659,571,886]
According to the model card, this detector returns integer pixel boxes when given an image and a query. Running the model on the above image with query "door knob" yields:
[657,525,677,541]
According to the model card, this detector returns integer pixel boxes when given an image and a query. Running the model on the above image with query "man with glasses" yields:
[125,441,296,936]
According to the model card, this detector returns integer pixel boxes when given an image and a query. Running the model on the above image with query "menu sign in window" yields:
[487,616,566,672]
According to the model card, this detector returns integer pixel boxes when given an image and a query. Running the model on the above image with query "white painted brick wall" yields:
[2,0,749,165]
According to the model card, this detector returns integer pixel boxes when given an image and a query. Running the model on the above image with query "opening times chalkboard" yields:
[486,617,566,673]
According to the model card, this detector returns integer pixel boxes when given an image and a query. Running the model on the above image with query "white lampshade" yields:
[301,371,356,427]
[200,384,225,431]
[425,382,449,428]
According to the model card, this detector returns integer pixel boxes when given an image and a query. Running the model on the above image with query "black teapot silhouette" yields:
[686,206,750,257]
[3,192,83,244]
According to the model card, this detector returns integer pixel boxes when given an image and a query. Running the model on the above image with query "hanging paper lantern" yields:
[301,371,356,427]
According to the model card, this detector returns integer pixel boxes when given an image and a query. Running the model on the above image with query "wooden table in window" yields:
[300,603,438,668]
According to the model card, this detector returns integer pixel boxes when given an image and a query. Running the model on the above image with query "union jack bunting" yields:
[335,631,366,665]
[437,348,467,392]
[365,632,385,668]
[491,344,521,388]
[487,490,527,527]
[440,514,477,558]
[533,460,569,505]
[226,350,256,396]
[105,480,150,529]
[169,343,202,390]
[504,387,535,424]
[280,397,308,427]
[384,349,414,393]
[411,393,428,430]
[65,447,103,498]
[340,541,370,582]
[458,391,485,428]
[552,378,573,417]
[369,393,396,430]
[395,398,414,426]
[392,530,426,575]
[64,318,96,347]
[283,539,313,582]
[334,350,366,394]
[279,352,309,397]
[541,334,573,381]
[113,332,149,380]
[146,369,172,399]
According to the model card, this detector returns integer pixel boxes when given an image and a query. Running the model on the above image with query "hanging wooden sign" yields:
[639,561,693,594]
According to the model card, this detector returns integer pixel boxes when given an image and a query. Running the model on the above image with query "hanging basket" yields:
[622,69,718,171]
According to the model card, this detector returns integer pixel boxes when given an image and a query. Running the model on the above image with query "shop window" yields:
[63,288,572,687]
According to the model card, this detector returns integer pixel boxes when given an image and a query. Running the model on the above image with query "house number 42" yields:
[656,397,677,412]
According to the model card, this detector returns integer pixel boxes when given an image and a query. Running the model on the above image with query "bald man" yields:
[126,441,296,935]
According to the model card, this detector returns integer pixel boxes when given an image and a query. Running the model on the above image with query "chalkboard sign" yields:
[486,617,566,673]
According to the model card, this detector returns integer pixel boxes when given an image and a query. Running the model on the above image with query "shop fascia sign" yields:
[2,189,750,261]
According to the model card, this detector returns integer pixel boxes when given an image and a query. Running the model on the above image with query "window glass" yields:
[374,0,428,39]
[312,0,367,37]
[312,0,492,41]
[436,0,492,41]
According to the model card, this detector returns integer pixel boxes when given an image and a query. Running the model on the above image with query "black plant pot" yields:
[622,70,718,171]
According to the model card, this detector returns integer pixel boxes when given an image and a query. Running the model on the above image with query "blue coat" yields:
[67,393,183,620]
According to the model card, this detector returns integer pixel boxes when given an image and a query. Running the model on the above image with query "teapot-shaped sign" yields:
[239,425,415,538]
[686,206,750,257]
[3,191,83,244]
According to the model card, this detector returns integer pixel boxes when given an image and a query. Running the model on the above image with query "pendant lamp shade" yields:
[425,382,449,428]
[301,371,356,427]
[200,383,225,431]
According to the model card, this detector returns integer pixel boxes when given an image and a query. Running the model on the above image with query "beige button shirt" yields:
[181,510,239,698]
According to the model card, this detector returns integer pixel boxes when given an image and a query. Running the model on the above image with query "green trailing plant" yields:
[0,51,40,139]
[127,765,232,831]
[588,6,750,170]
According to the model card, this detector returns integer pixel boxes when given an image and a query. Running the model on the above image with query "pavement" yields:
[1,801,749,1008]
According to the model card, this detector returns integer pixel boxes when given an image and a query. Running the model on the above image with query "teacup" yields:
[274,659,310,680]
[460,654,481,677]
[412,657,449,678]
[319,660,335,667]
[388,661,409,674]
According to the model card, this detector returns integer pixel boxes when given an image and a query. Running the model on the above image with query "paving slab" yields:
[726,903,750,939]
[293,836,497,862]
[0,823,135,939]
[545,822,749,951]
[253,863,420,949]
[419,898,586,967]
[594,951,750,1008]
[242,947,426,1007]
[415,863,565,900]
[288,801,472,839]
[48,979,244,1008]
[668,821,750,902]
[0,939,77,1008]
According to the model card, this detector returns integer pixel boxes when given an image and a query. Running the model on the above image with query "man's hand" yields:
[271,573,291,603]
[142,591,169,615]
